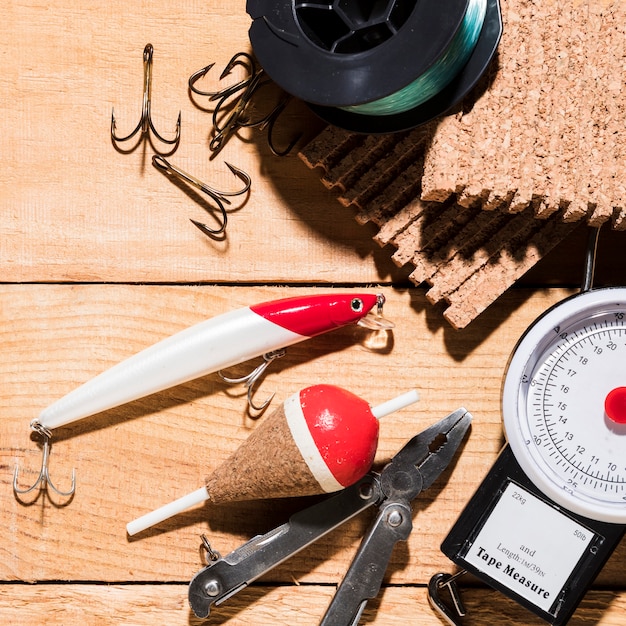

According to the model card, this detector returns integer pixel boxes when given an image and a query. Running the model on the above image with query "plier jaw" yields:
[380,407,474,503]
[188,408,472,624]
[321,408,472,625]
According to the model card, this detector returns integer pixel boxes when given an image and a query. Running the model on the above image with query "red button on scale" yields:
[605,387,626,424]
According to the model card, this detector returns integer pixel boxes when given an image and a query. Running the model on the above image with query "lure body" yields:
[37,293,382,430]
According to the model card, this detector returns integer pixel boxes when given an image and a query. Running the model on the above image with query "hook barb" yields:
[13,423,76,498]
[188,53,256,101]
[190,215,227,238]
[188,63,217,97]
[219,349,287,412]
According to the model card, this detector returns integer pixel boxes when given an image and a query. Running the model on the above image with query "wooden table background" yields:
[1,1,625,624]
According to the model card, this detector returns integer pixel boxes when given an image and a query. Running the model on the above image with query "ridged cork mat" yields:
[299,0,625,328]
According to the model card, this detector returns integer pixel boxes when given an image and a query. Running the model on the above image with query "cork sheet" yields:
[299,0,625,328]
[422,0,626,227]
[299,128,579,329]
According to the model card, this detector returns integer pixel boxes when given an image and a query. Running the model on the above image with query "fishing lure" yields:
[14,293,392,498]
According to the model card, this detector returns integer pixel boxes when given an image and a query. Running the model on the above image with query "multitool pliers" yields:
[188,407,472,624]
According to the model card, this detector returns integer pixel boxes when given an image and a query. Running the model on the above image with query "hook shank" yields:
[111,43,181,146]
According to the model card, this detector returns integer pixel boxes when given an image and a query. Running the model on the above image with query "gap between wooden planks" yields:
[0,583,625,625]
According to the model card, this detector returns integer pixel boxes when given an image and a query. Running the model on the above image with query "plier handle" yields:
[188,408,472,624]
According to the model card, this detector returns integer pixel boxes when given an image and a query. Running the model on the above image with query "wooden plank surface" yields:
[0,0,403,285]
[3,283,526,583]
[2,0,625,625]
[1,584,625,625]
[2,285,626,624]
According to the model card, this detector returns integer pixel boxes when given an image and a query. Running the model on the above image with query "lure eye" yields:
[351,298,364,313]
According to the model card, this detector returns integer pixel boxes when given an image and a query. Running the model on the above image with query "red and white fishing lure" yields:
[14,293,392,497]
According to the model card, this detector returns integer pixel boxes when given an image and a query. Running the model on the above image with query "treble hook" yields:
[188,52,258,101]
[13,421,76,498]
[111,43,181,147]
[234,83,302,157]
[152,155,251,237]
[189,52,301,156]
[209,71,266,156]
[219,349,287,412]
[428,572,467,626]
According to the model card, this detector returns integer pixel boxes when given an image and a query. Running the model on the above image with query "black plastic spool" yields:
[246,0,502,133]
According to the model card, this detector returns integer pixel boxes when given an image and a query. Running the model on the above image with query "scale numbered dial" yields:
[503,287,626,523]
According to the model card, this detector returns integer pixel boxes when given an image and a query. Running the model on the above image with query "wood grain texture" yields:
[2,284,625,624]
[2,283,520,583]
[2,0,625,624]
[0,0,403,285]
[1,584,625,625]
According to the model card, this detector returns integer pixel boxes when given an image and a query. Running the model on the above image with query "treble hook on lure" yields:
[13,422,76,499]
[219,349,287,412]
[13,293,393,500]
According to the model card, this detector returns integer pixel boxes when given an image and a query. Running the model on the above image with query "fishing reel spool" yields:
[246,0,502,133]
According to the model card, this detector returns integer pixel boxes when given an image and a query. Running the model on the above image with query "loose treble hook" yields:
[111,44,181,147]
[189,52,301,157]
[188,52,258,101]
[13,421,76,498]
[232,80,302,157]
[219,349,287,412]
[152,155,251,236]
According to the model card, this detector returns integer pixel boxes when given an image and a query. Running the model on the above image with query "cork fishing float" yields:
[126,384,419,535]
[14,293,393,499]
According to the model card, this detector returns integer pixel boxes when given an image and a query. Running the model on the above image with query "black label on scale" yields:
[441,446,625,625]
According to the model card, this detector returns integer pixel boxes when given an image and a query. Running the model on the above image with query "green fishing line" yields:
[341,0,488,117]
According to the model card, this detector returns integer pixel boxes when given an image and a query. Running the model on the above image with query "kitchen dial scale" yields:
[439,228,625,625]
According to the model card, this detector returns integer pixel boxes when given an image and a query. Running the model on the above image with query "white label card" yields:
[464,482,594,613]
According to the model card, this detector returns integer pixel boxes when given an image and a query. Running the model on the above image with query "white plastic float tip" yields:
[126,486,209,536]
[371,389,419,419]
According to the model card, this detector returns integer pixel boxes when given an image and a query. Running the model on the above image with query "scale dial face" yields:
[503,288,626,523]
